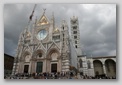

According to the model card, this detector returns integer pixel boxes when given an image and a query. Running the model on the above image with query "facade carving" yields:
[12,11,70,74]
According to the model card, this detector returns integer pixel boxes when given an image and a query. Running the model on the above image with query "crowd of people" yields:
[4,72,116,79]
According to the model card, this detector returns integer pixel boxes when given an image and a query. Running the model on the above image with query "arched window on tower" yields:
[87,61,91,69]
[73,31,77,34]
[74,36,77,39]
[73,26,77,29]
[79,59,82,68]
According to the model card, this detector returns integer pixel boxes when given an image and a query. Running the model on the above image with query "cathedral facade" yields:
[12,11,78,75]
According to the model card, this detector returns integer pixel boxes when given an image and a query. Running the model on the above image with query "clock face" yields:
[37,29,47,40]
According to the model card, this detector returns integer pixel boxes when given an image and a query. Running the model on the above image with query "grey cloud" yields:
[4,4,116,57]
[4,38,16,56]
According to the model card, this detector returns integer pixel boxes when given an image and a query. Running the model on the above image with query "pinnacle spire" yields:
[43,8,46,15]
[52,12,55,29]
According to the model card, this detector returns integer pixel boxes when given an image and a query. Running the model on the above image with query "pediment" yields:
[37,15,49,26]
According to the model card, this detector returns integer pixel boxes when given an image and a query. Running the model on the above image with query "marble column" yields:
[102,63,107,76]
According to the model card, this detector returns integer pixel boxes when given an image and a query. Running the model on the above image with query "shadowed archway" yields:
[93,60,104,76]
[105,59,116,77]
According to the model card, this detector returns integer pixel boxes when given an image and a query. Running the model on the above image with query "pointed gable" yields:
[37,14,49,26]
[23,44,32,54]
[34,42,46,52]
[47,41,60,51]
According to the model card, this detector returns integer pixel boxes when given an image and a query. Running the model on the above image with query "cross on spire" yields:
[43,8,46,15]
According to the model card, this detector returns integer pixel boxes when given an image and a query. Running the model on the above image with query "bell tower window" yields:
[73,26,77,29]
[73,31,77,34]
[74,36,77,39]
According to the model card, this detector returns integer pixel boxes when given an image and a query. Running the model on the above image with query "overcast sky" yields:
[4,4,116,57]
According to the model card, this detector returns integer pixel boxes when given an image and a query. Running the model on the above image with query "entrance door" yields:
[36,62,43,73]
[51,63,57,73]
[24,65,29,73]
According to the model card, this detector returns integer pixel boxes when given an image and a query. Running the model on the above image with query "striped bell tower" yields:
[70,16,82,56]
[70,16,88,75]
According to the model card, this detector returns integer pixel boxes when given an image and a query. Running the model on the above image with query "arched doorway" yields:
[51,52,58,73]
[36,61,43,73]
[23,52,31,73]
[93,60,104,77]
[105,59,116,77]
[46,48,61,73]
[35,50,44,73]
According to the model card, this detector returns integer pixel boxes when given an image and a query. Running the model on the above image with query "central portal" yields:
[36,62,43,73]
[51,63,57,73]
